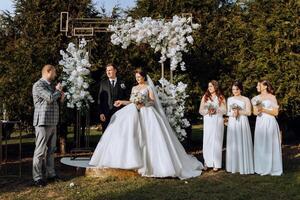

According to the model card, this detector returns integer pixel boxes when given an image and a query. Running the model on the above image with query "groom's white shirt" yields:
[109,77,117,87]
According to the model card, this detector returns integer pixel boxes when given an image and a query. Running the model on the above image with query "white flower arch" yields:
[109,15,199,140]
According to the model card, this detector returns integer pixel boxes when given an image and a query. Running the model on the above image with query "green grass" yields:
[0,125,299,200]
[0,159,299,200]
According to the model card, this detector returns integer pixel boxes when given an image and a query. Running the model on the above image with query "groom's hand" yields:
[114,100,122,107]
[100,114,106,122]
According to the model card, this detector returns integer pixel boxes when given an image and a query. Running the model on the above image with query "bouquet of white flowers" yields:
[230,103,242,119]
[205,102,218,116]
[59,38,94,110]
[130,92,147,106]
[251,96,262,107]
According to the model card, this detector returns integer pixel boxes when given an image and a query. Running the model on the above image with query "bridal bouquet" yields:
[130,92,147,105]
[230,103,242,119]
[59,38,94,110]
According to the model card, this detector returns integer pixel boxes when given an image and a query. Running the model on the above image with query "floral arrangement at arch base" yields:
[59,38,94,110]
[156,78,190,141]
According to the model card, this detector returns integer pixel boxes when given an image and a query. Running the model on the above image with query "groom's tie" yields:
[111,80,115,87]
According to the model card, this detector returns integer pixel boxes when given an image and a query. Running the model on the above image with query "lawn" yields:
[0,125,299,200]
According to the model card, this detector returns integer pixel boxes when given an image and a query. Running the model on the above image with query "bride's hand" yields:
[136,103,144,110]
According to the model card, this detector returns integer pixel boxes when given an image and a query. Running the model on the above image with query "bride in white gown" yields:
[89,69,203,179]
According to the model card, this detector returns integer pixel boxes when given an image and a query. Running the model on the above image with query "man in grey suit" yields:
[32,64,64,187]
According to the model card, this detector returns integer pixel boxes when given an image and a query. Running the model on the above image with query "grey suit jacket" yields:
[32,78,61,126]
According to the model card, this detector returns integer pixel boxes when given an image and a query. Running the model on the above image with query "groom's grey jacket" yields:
[32,78,61,126]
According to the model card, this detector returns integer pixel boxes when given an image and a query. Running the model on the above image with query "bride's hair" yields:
[204,80,224,105]
[259,80,274,94]
[135,68,148,81]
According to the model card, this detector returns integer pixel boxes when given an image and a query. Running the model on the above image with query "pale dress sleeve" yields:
[199,96,208,116]
[129,87,136,102]
[227,98,234,117]
[270,96,279,109]
[145,86,155,107]
[239,97,251,116]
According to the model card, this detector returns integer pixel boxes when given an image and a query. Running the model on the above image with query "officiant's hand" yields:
[100,114,106,122]
[55,83,63,91]
[60,92,65,103]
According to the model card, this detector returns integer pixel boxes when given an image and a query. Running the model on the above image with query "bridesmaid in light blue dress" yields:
[252,80,283,176]
[226,81,254,174]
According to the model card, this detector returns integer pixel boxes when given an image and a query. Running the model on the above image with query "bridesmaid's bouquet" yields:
[251,97,262,107]
[205,102,218,116]
[251,96,263,116]
[230,103,242,119]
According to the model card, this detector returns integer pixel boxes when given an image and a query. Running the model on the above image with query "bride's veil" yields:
[146,75,170,126]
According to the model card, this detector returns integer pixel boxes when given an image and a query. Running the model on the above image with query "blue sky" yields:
[0,0,136,13]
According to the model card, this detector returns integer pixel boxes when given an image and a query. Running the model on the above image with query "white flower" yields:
[108,15,199,72]
[69,182,75,188]
[156,79,190,141]
[121,83,126,89]
[192,23,200,29]
[79,38,87,49]
[186,36,194,44]
[59,38,94,109]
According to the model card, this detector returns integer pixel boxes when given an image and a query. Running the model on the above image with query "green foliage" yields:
[0,0,299,128]
[0,0,97,123]
[129,0,300,120]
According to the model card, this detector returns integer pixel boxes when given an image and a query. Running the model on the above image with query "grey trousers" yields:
[32,126,57,181]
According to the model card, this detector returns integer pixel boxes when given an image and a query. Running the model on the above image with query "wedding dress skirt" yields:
[89,103,203,179]
[226,97,254,174]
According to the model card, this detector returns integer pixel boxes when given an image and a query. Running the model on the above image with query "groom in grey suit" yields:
[32,64,64,187]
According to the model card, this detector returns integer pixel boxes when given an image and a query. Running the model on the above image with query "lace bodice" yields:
[262,99,278,109]
[227,96,251,116]
[130,86,153,106]
[199,95,226,116]
[228,97,246,109]
[251,95,279,110]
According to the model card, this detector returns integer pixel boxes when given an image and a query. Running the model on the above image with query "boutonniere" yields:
[120,83,126,89]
